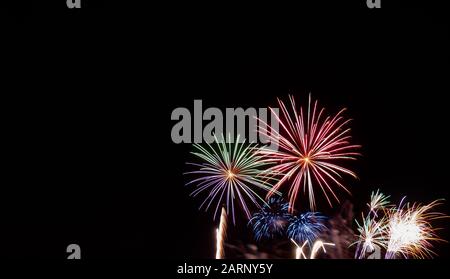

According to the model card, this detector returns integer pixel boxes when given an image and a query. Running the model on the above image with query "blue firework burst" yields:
[287,212,327,244]
[250,197,293,241]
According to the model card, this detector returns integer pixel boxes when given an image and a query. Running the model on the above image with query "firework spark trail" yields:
[385,199,447,259]
[186,134,279,224]
[291,238,308,259]
[291,239,335,259]
[258,94,360,212]
[215,207,227,259]
[310,240,336,259]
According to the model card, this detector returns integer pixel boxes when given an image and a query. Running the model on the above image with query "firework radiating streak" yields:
[215,207,227,259]
[258,94,360,212]
[385,199,447,259]
[186,134,279,224]
[367,189,391,217]
[352,213,387,259]
[353,189,390,259]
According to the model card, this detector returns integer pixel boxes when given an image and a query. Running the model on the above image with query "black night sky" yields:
[1,2,449,261]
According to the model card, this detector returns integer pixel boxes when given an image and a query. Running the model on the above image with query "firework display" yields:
[259,94,360,212]
[385,199,447,259]
[352,190,390,258]
[182,96,448,260]
[353,191,448,259]
[8,3,447,264]
[250,197,293,241]
[186,133,278,224]
[354,213,388,259]
[287,212,327,245]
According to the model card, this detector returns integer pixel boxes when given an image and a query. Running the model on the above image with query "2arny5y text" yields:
[177,263,273,277]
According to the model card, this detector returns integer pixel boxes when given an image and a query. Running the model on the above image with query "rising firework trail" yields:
[291,238,308,259]
[310,240,336,259]
[291,238,335,259]
[259,94,360,212]
[215,207,227,259]
[186,134,279,224]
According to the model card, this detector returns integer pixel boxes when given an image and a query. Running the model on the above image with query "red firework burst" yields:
[259,95,360,212]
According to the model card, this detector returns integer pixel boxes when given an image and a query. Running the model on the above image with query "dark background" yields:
[1,2,449,260]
